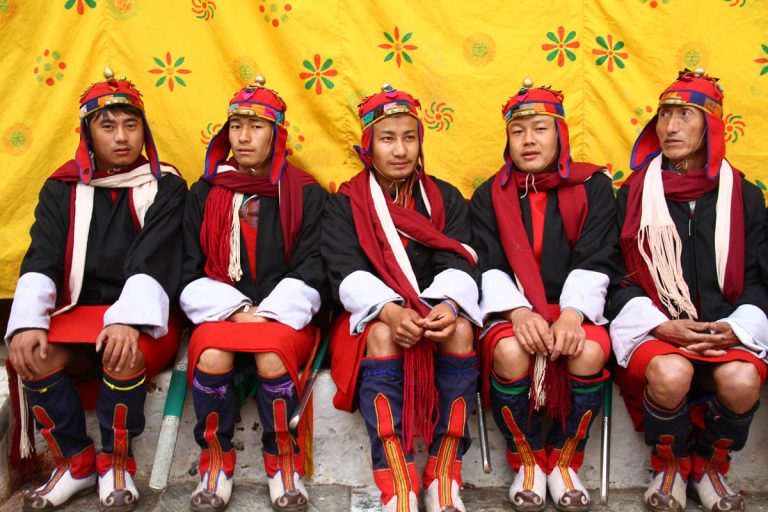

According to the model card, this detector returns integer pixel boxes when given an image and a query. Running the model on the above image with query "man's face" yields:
[655,105,707,165]
[89,109,145,170]
[506,115,559,174]
[370,114,420,184]
[228,115,274,174]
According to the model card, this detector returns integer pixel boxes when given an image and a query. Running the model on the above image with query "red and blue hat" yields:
[204,74,288,184]
[501,78,571,184]
[354,83,425,175]
[76,67,161,184]
[630,68,725,179]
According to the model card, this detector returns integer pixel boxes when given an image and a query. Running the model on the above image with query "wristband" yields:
[562,306,584,323]
[440,299,459,319]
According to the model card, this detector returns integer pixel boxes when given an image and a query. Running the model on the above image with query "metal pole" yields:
[599,377,612,505]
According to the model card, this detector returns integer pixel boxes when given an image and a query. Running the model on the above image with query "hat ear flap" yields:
[204,122,231,179]
[75,118,94,184]
[500,139,514,186]
[415,119,425,177]
[141,112,162,179]
[555,118,571,178]
[270,122,288,184]
[705,115,725,180]
[354,125,374,170]
[630,115,661,171]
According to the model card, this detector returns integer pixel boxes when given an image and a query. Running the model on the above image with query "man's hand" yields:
[550,308,586,361]
[685,321,739,357]
[9,329,48,380]
[96,324,140,373]
[423,301,458,342]
[505,307,552,356]
[651,319,722,349]
[379,302,425,350]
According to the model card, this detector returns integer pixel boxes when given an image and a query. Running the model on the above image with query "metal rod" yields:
[600,378,612,505]
[288,335,330,430]
[476,391,492,474]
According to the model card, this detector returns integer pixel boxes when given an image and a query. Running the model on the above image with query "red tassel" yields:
[200,187,236,283]
[528,358,572,427]
[401,341,439,455]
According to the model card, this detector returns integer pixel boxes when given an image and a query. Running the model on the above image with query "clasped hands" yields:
[506,307,585,361]
[651,319,738,357]
[378,300,459,349]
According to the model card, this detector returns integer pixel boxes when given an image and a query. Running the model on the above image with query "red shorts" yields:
[45,305,183,408]
[479,304,611,406]
[615,340,767,430]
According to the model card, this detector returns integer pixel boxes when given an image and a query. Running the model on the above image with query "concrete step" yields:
[3,365,768,505]
[3,481,768,512]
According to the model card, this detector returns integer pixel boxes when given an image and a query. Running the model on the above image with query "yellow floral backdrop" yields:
[1,0,767,297]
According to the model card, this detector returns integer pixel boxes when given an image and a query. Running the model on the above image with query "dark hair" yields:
[83,104,143,139]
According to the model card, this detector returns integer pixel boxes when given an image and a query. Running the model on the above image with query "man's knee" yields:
[255,352,287,377]
[492,336,530,380]
[645,354,694,406]
[196,348,235,373]
[714,361,762,413]
[437,317,474,355]
[365,322,401,357]
[567,339,606,376]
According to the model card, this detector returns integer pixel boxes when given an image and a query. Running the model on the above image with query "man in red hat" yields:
[323,84,482,512]
[180,75,325,511]
[609,69,768,512]
[5,68,186,511]
[470,79,619,512]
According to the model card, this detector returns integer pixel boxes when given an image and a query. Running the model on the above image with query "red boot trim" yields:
[691,439,733,482]
[31,405,65,462]
[201,412,227,493]
[272,398,297,493]
[96,452,136,477]
[546,409,593,476]
[500,405,546,475]
[38,445,97,496]
[373,393,412,511]
[430,397,467,507]
[199,448,236,479]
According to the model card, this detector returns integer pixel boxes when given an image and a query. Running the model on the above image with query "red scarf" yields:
[491,162,602,422]
[620,165,745,316]
[200,160,316,283]
[340,170,476,453]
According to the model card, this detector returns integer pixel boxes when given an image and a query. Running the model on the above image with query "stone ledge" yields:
[3,368,768,500]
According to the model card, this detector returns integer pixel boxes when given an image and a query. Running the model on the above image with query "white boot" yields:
[383,491,419,512]
[23,465,97,511]
[644,468,686,512]
[691,468,744,512]
[268,470,308,511]
[424,478,465,512]
[98,466,139,512]
[190,469,234,512]
[547,466,590,511]
[508,463,547,512]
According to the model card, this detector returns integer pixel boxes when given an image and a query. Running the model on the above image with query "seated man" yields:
[180,75,325,511]
[609,68,768,512]
[470,79,619,512]
[323,84,482,512]
[5,68,186,511]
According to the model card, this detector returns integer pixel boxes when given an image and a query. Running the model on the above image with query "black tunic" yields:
[20,174,187,307]
[606,177,768,322]
[182,179,327,305]
[470,172,621,303]
[322,176,480,304]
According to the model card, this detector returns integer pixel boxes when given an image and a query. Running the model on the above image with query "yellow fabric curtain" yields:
[1,0,766,297]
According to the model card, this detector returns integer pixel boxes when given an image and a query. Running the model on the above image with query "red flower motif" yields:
[148,51,192,92]
[541,26,580,67]
[378,26,418,68]
[298,54,338,95]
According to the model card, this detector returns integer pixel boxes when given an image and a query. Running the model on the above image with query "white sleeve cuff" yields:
[559,269,610,325]
[103,274,170,339]
[720,304,768,361]
[5,272,57,343]
[479,269,531,319]
[339,271,403,334]
[420,268,482,326]
[180,277,251,325]
[255,277,321,330]
[609,296,668,367]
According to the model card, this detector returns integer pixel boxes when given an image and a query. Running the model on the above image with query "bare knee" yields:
[28,343,73,378]
[255,352,287,377]
[567,340,605,376]
[108,348,146,377]
[196,348,235,373]
[645,354,694,408]
[436,317,474,355]
[365,322,401,357]
[492,336,531,380]
[714,361,761,414]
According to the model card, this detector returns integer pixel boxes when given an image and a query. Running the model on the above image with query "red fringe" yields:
[401,341,438,455]
[200,187,236,283]
[542,359,572,426]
